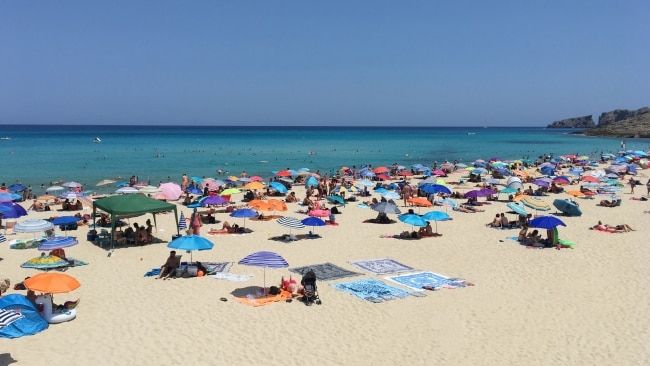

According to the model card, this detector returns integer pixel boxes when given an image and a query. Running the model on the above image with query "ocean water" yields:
[0,125,647,195]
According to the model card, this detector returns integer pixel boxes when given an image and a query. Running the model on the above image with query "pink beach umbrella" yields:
[159,182,183,200]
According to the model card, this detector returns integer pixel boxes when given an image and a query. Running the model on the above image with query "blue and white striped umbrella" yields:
[13,219,54,233]
[38,236,78,251]
[277,217,305,234]
[0,234,6,243]
[0,308,24,328]
[178,212,187,231]
[238,251,289,291]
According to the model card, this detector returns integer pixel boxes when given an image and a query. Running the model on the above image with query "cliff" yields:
[547,115,595,128]
[583,107,650,138]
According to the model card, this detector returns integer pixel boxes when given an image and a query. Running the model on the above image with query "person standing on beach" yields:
[402,183,412,207]
[646,179,650,197]
[190,208,202,235]
[629,177,636,194]
[181,174,188,190]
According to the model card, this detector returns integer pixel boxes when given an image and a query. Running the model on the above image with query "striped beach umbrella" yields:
[178,212,187,231]
[238,251,289,292]
[521,196,551,215]
[0,234,6,243]
[21,255,69,270]
[38,236,78,251]
[277,217,305,234]
[14,219,54,234]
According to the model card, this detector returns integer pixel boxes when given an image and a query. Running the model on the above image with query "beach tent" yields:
[92,194,179,248]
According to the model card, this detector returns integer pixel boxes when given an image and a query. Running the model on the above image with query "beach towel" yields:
[144,268,161,277]
[386,271,466,291]
[201,261,232,274]
[331,278,412,303]
[9,239,43,250]
[207,229,248,236]
[350,258,415,275]
[211,273,253,282]
[362,219,396,224]
[289,262,362,281]
[234,289,292,306]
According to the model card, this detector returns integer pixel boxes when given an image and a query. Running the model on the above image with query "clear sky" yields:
[1,1,648,126]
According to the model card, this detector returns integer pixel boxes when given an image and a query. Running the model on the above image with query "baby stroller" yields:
[301,269,321,305]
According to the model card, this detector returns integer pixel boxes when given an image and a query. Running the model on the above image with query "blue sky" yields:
[1,1,648,126]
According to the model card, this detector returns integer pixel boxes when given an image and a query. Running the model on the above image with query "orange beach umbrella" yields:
[24,272,81,294]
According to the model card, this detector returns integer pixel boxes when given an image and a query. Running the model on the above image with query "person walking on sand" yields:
[646,179,650,197]
[629,177,636,194]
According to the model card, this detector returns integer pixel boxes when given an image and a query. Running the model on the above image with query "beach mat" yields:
[330,278,412,303]
[386,271,469,291]
[289,262,362,281]
[350,258,415,275]
[269,234,322,242]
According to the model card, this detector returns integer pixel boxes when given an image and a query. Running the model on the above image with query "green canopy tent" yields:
[92,194,179,250]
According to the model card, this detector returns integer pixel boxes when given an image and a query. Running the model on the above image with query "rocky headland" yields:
[548,107,650,138]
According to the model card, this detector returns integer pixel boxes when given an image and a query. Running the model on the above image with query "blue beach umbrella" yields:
[506,202,527,216]
[238,251,289,291]
[301,216,326,235]
[381,191,401,200]
[326,195,346,206]
[50,216,79,226]
[178,212,187,231]
[8,184,28,192]
[229,208,259,228]
[269,182,288,194]
[38,236,78,251]
[0,202,28,219]
[398,214,427,228]
[421,211,450,233]
[419,184,451,195]
[199,195,228,206]
[186,186,203,195]
[167,234,214,262]
[529,216,566,230]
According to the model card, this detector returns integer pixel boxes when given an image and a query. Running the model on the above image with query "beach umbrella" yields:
[199,195,228,206]
[229,208,258,228]
[221,188,241,195]
[96,179,116,186]
[552,199,582,217]
[381,191,401,200]
[506,202,527,216]
[464,190,485,199]
[159,182,183,200]
[0,234,6,243]
[0,202,27,221]
[238,251,289,292]
[520,197,551,214]
[14,219,54,234]
[398,214,427,229]
[45,186,65,193]
[373,166,389,174]
[23,273,80,294]
[21,255,69,270]
[532,179,550,187]
[178,212,187,231]
[499,187,517,194]
[419,184,451,195]
[529,216,566,230]
[269,182,288,194]
[8,184,27,192]
[138,185,161,194]
[115,187,138,194]
[0,193,21,202]
[62,182,82,188]
[407,197,432,207]
[326,195,346,206]
[185,186,203,195]
[421,210,450,233]
[277,217,305,234]
[581,175,600,183]
[50,216,79,233]
[357,179,374,187]
[267,199,287,212]
[37,236,78,251]
[371,201,401,215]
[276,170,292,177]
[248,200,272,211]
[243,181,265,190]
[167,235,214,262]
[566,190,585,197]
[301,216,326,235]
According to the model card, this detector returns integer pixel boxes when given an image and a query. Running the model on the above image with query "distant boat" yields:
[93,137,101,143]
[1,136,10,140]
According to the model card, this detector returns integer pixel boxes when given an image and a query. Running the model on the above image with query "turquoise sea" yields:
[0,125,648,195]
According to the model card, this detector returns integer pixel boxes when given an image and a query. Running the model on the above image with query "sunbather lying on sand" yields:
[591,221,634,233]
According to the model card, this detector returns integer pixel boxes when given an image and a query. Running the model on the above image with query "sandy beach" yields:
[1,171,648,366]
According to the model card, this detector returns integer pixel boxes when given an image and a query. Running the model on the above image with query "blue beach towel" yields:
[144,268,161,277]
[386,271,461,291]
[331,278,411,303]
